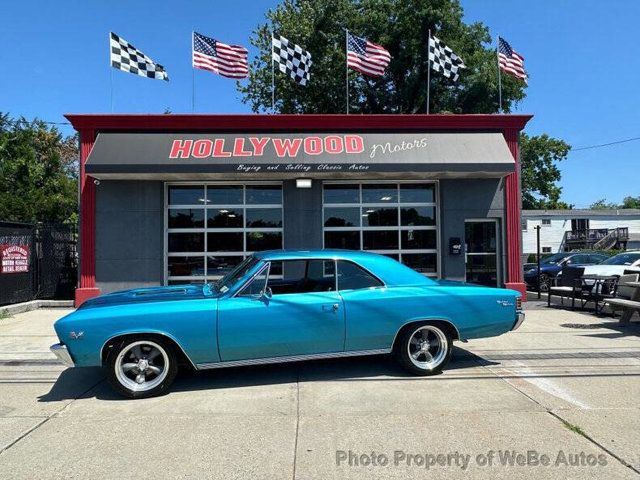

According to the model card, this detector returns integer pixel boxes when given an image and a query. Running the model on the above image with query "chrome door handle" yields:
[322,303,340,312]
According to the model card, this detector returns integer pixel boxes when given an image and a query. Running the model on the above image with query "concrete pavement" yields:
[0,305,638,479]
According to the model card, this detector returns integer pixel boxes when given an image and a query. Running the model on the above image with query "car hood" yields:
[578,264,640,276]
[79,284,216,309]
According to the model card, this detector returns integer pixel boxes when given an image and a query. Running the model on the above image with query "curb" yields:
[0,300,74,316]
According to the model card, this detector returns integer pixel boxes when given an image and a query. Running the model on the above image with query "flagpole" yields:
[496,35,502,113]
[345,29,349,114]
[426,29,431,114]
[271,34,275,113]
[110,67,114,113]
[191,31,195,112]
[109,32,114,112]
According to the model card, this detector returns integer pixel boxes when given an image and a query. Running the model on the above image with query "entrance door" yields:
[465,220,500,287]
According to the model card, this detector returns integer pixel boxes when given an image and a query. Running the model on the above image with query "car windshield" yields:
[601,252,640,266]
[541,253,568,265]
[211,256,260,293]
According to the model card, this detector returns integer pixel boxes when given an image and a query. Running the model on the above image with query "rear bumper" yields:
[50,343,75,367]
[511,312,525,331]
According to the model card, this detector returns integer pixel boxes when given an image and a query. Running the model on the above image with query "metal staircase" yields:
[563,227,629,251]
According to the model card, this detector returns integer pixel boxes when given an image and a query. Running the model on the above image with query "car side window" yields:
[237,264,269,297]
[336,261,383,291]
[267,259,336,295]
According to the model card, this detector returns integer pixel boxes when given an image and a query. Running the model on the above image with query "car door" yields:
[334,260,399,351]
[217,259,345,362]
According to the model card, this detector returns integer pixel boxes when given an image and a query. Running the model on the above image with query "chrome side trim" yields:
[196,348,391,370]
[511,312,525,331]
[99,333,197,370]
[50,343,75,368]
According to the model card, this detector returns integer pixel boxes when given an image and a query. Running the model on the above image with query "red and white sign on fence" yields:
[0,244,30,274]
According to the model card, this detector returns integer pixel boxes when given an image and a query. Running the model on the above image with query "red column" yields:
[75,129,101,307]
[503,128,527,300]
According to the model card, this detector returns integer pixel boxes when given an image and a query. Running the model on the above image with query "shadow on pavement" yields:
[37,366,104,402]
[38,346,498,401]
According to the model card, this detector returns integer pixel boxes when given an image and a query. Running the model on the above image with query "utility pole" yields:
[535,225,541,299]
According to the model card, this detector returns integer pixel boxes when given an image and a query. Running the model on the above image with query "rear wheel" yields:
[106,337,178,399]
[395,324,452,376]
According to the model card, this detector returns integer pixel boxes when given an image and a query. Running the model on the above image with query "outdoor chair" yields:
[547,266,585,309]
[603,273,640,317]
[581,276,618,314]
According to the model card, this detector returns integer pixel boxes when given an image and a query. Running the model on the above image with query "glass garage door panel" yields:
[323,182,439,277]
[166,183,283,284]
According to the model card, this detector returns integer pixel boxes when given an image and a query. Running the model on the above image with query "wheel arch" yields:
[100,331,196,370]
[391,318,460,352]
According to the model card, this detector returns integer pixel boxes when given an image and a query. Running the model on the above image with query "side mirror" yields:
[261,287,273,300]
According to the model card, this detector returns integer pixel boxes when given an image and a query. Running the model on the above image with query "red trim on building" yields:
[65,113,531,133]
[503,128,527,300]
[66,114,532,305]
[75,128,100,307]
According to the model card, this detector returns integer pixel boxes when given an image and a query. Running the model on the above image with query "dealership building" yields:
[65,114,531,306]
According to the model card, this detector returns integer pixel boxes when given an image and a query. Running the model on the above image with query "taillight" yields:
[516,297,522,310]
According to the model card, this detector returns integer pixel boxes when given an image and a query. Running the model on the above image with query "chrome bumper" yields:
[50,343,75,367]
[512,312,525,331]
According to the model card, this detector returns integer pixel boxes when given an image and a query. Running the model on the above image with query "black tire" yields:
[105,336,178,399]
[538,273,551,293]
[395,323,453,376]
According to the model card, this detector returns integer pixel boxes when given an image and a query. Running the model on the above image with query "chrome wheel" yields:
[538,274,551,292]
[407,325,448,370]
[114,340,169,393]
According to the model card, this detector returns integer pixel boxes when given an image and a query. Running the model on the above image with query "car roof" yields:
[252,249,436,286]
[254,249,386,261]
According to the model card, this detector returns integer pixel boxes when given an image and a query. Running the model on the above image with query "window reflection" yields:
[168,209,204,228]
[208,209,243,228]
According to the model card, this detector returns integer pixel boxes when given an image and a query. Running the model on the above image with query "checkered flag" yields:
[272,35,312,86]
[428,35,465,82]
[110,32,169,81]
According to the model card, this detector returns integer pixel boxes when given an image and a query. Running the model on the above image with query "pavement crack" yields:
[292,367,300,480]
[548,411,640,476]
[0,417,52,455]
[0,376,105,456]
[479,360,640,476]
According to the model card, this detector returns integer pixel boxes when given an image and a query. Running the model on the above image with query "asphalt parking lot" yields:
[0,304,639,479]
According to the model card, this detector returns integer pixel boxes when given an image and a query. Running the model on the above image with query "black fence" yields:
[0,222,77,306]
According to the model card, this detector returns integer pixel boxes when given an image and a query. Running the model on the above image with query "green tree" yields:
[621,196,640,209]
[238,0,526,113]
[590,198,618,210]
[519,133,572,210]
[0,113,78,223]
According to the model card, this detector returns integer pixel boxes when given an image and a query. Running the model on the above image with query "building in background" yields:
[522,209,640,257]
[66,114,531,306]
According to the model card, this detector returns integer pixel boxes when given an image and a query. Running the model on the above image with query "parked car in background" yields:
[50,250,524,398]
[564,251,640,279]
[523,251,608,292]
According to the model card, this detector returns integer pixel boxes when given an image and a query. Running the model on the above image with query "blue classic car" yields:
[51,250,524,398]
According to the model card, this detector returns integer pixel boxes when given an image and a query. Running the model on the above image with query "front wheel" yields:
[538,273,551,292]
[395,324,452,376]
[106,337,178,398]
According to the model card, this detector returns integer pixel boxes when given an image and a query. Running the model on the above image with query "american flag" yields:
[498,37,527,83]
[346,32,391,77]
[192,32,249,79]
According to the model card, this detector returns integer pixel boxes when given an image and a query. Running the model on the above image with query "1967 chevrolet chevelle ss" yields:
[51,250,524,398]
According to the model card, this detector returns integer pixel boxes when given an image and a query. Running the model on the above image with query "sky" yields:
[1,0,638,208]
